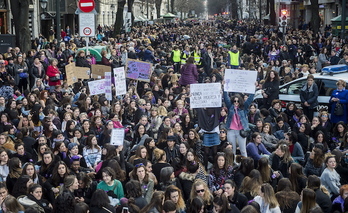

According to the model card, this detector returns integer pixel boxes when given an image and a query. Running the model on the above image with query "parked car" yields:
[254,72,348,112]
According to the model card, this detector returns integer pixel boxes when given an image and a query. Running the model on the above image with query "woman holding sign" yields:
[223,87,254,157]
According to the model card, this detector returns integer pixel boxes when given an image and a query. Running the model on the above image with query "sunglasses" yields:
[220,131,226,133]
[234,100,239,103]
[196,189,205,193]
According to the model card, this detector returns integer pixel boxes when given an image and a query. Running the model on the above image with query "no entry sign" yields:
[79,13,95,37]
[78,0,95,13]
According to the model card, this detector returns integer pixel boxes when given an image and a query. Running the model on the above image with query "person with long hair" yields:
[257,157,277,187]
[130,163,154,203]
[304,144,325,177]
[74,172,97,205]
[307,175,332,213]
[140,191,164,213]
[275,178,301,213]
[209,152,233,196]
[262,70,280,109]
[332,184,348,212]
[189,179,213,212]
[124,180,147,210]
[289,163,308,194]
[246,132,271,165]
[6,157,22,195]
[11,175,33,198]
[83,135,101,170]
[46,58,61,92]
[223,89,254,157]
[1,195,25,213]
[269,143,293,178]
[178,56,198,86]
[295,188,318,213]
[285,131,305,164]
[233,157,254,189]
[240,169,263,200]
[17,183,52,213]
[254,183,281,213]
[187,129,204,164]
[223,179,248,211]
[213,193,240,213]
[260,122,279,152]
[39,151,56,181]
[128,145,148,166]
[45,161,70,203]
[188,196,206,213]
[89,189,116,213]
[320,155,341,198]
[54,175,79,213]
[14,54,29,92]
[164,185,185,213]
[152,148,170,183]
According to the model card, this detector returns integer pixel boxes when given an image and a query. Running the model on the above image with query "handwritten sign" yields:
[190,83,222,108]
[125,59,152,82]
[110,128,125,146]
[105,72,112,100]
[88,79,106,96]
[114,67,127,96]
[224,69,257,94]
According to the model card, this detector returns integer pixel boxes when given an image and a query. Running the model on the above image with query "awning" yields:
[163,13,176,18]
[263,14,270,20]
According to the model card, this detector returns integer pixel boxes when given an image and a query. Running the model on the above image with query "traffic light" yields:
[280,9,288,27]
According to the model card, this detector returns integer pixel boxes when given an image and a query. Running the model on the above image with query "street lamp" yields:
[40,0,48,11]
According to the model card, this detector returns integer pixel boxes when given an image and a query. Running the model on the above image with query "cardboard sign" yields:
[125,59,152,82]
[91,64,111,79]
[65,63,90,85]
[190,83,222,108]
[224,69,257,94]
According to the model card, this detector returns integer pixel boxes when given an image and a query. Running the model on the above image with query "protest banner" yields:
[110,128,125,146]
[114,67,127,96]
[91,64,110,79]
[65,63,90,85]
[88,79,106,96]
[125,59,152,82]
[224,69,257,93]
[105,72,112,100]
[190,83,222,108]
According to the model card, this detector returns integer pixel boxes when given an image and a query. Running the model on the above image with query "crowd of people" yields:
[0,17,347,213]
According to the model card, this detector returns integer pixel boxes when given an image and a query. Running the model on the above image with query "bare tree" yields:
[269,0,276,25]
[310,0,320,34]
[10,0,30,53]
[155,0,162,18]
[113,0,126,36]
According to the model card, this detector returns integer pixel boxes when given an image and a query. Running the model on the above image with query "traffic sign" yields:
[78,0,95,13]
[79,13,95,37]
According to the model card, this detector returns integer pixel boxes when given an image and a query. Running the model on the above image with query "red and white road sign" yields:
[83,27,92,35]
[79,13,95,37]
[78,0,95,13]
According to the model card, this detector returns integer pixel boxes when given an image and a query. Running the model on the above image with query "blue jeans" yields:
[227,129,247,157]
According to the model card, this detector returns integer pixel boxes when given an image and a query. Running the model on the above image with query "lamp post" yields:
[40,0,47,11]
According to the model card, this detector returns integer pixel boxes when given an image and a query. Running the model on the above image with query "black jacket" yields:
[314,188,332,213]
[300,82,319,109]
[227,191,248,211]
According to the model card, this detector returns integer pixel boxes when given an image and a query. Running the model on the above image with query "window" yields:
[287,80,305,95]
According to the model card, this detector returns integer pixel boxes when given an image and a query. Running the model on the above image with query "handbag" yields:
[240,129,250,138]
[19,72,28,78]
[334,101,344,116]
[49,76,60,82]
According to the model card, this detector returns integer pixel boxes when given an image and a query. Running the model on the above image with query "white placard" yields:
[110,128,125,146]
[88,79,106,96]
[224,69,257,94]
[114,67,127,96]
[190,83,222,108]
[79,13,95,37]
[105,72,112,100]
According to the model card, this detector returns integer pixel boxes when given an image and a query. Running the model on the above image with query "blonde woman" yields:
[269,142,294,178]
[254,183,281,213]
[190,179,213,212]
[158,106,168,118]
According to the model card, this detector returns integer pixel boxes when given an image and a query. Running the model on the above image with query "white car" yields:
[254,72,348,112]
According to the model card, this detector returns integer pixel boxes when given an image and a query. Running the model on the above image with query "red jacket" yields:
[46,65,61,86]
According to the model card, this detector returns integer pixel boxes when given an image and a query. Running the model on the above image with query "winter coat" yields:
[330,89,348,123]
[178,63,198,86]
[300,82,319,109]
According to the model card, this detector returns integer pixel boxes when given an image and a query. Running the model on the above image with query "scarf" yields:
[34,63,42,77]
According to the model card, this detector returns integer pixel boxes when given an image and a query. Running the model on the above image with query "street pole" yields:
[341,0,346,40]
[56,0,61,41]
[146,0,149,19]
